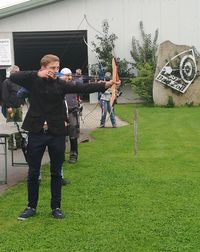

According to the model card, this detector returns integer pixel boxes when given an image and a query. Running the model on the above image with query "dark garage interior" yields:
[13,30,88,74]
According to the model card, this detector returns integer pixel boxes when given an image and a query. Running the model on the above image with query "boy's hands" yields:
[37,69,57,79]
[114,80,121,88]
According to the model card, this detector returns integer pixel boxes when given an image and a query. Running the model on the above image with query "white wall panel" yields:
[0,0,199,65]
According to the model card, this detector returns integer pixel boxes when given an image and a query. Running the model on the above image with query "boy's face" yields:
[41,61,60,79]
[42,61,60,73]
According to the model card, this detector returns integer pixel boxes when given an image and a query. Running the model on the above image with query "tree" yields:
[130,21,158,104]
[91,20,116,72]
[91,20,133,80]
[131,21,158,70]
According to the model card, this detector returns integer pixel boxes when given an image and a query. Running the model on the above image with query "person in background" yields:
[99,72,117,128]
[75,68,83,83]
[60,67,81,164]
[10,54,117,220]
[1,65,24,149]
[0,74,5,116]
[74,68,84,114]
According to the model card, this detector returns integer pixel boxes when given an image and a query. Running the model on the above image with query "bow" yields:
[83,37,105,81]
[110,57,119,107]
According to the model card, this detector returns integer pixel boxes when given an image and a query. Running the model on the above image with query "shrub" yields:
[131,63,154,104]
[130,21,158,103]
[166,96,175,107]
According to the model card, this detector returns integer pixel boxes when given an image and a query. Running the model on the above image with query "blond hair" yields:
[40,54,60,67]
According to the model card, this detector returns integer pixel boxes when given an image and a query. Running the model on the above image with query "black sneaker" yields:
[52,208,64,219]
[18,207,36,221]
[62,178,70,186]
[68,157,77,164]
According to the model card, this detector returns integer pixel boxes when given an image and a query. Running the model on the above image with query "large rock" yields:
[153,40,200,105]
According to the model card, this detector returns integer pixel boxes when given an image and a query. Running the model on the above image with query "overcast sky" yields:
[0,0,30,9]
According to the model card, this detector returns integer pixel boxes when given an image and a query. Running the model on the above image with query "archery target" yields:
[179,54,197,83]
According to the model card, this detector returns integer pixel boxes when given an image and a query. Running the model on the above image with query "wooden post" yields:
[134,109,138,155]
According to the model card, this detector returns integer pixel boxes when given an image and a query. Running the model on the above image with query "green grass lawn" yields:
[1,104,200,251]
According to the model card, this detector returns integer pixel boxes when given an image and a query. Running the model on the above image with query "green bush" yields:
[130,21,158,103]
[131,63,154,104]
[166,96,175,107]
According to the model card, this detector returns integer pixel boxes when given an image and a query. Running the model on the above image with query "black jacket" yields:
[10,71,106,135]
[2,78,24,108]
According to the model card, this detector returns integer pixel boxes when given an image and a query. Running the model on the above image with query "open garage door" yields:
[13,30,88,73]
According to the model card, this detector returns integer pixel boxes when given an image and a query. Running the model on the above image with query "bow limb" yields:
[110,57,119,107]
[83,36,105,81]
[83,37,99,62]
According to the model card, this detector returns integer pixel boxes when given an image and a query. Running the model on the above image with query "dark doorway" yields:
[13,30,88,73]
[0,69,6,83]
[13,30,89,100]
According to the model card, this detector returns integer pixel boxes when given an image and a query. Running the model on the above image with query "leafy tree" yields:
[131,21,158,69]
[91,20,133,80]
[130,21,158,103]
[91,20,116,72]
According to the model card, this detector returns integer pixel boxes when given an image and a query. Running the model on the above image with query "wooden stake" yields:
[134,109,138,155]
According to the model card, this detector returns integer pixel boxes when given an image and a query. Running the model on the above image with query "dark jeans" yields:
[100,100,116,126]
[27,132,66,209]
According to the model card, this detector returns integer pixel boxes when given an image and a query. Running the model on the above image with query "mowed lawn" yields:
[1,104,200,251]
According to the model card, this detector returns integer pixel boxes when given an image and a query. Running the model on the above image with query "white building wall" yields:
[0,0,199,102]
[0,0,199,65]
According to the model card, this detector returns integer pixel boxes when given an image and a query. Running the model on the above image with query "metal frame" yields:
[10,146,27,166]
[0,135,8,184]
[10,131,28,166]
